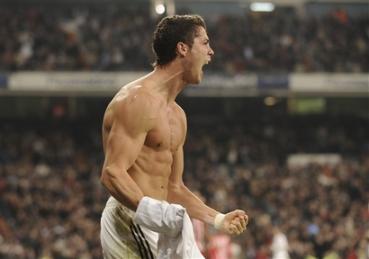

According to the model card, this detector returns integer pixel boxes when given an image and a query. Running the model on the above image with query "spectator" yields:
[0,4,367,73]
[0,113,368,258]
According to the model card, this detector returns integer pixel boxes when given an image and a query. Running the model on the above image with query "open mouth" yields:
[200,59,211,73]
[200,64,205,73]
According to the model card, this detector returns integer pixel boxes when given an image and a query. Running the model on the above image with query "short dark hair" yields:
[152,14,206,67]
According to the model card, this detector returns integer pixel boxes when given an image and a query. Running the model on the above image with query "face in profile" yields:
[183,26,214,85]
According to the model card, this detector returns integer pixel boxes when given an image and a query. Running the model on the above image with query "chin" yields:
[191,77,202,85]
[185,69,203,85]
[186,75,201,85]
[195,71,204,84]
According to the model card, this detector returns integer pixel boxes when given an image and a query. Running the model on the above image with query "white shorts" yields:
[100,197,159,259]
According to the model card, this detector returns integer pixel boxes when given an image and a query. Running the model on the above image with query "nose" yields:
[209,46,214,56]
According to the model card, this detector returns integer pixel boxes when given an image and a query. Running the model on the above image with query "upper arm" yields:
[102,93,157,174]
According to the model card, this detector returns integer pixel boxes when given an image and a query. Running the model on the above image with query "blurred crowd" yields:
[0,114,368,258]
[0,122,104,258]
[0,4,368,73]
[0,2,368,258]
[184,115,369,259]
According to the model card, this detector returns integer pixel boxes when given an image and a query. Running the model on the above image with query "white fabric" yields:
[133,197,204,259]
[100,196,158,259]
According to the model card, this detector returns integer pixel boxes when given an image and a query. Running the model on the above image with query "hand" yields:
[221,210,248,235]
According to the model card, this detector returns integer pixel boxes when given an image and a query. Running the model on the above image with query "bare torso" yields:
[100,24,248,234]
[102,82,186,201]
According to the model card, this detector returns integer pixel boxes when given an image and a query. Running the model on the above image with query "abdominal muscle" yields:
[128,146,173,201]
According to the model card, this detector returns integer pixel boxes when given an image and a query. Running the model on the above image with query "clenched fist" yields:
[214,210,248,235]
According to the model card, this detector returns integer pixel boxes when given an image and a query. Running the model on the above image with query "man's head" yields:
[152,14,206,66]
[152,14,214,83]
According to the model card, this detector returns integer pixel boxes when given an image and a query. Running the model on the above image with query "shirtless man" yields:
[100,14,248,259]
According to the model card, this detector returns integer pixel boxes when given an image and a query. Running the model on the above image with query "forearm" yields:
[101,166,144,211]
[167,184,219,225]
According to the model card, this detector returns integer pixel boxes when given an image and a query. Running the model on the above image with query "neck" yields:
[149,62,187,103]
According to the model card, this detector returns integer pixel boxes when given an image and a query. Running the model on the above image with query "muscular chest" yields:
[145,107,185,152]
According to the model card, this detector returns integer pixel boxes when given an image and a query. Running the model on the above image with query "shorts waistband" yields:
[105,196,133,211]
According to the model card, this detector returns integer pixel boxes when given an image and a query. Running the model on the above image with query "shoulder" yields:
[173,102,187,127]
[115,86,162,114]
[109,86,162,132]
[173,102,186,118]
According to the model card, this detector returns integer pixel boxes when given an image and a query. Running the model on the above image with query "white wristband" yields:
[214,213,225,229]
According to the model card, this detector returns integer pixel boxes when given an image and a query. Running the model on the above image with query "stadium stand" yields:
[0,111,368,258]
[0,4,368,73]
[0,0,368,258]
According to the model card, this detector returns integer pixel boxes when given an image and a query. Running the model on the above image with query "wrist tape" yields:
[214,213,225,229]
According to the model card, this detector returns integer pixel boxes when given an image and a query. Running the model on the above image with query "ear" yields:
[176,42,189,57]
